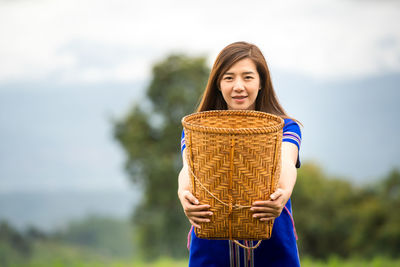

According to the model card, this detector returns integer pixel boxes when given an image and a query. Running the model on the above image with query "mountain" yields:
[0,190,139,231]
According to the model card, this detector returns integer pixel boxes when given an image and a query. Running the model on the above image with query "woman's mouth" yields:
[232,96,247,103]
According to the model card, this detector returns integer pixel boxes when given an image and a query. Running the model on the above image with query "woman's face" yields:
[219,58,260,110]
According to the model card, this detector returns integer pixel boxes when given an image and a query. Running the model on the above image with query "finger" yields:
[185,204,211,212]
[252,200,282,206]
[262,210,282,219]
[184,192,200,205]
[191,217,211,224]
[252,200,270,206]
[250,206,278,213]
[270,188,284,201]
[189,219,201,229]
[251,202,280,210]
[187,211,213,217]
[252,212,278,219]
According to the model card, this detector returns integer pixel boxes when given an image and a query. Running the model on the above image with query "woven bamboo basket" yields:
[182,110,284,242]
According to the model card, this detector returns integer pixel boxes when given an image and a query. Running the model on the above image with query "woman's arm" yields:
[250,142,299,221]
[178,149,212,228]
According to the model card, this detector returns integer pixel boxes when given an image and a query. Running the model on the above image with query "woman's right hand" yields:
[178,190,213,229]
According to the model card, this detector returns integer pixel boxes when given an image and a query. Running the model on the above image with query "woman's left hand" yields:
[250,188,290,221]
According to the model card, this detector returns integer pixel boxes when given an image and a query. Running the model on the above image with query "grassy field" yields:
[4,240,400,267]
[301,256,400,267]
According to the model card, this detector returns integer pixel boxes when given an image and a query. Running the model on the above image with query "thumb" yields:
[185,191,199,205]
[270,188,283,200]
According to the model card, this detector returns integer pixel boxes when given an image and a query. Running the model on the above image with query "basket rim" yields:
[181,110,284,134]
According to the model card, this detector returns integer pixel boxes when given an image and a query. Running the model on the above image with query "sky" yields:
[1,0,400,83]
[0,0,400,194]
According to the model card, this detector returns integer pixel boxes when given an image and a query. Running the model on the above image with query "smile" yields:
[232,96,247,103]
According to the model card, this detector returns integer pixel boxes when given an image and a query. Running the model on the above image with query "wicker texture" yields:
[182,110,284,240]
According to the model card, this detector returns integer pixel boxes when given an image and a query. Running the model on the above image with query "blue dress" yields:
[181,118,302,267]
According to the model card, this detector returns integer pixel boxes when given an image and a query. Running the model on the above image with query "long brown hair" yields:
[197,41,299,123]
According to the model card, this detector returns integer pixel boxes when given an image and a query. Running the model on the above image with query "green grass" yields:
[4,240,400,267]
[4,240,188,267]
[301,256,400,267]
[132,258,189,267]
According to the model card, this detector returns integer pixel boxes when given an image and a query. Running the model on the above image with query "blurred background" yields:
[0,0,399,266]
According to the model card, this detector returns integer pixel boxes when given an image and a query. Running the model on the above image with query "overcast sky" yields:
[1,0,399,84]
[0,0,399,192]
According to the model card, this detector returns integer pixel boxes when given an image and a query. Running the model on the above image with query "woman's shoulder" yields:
[283,118,301,134]
[282,118,302,151]
[283,118,298,126]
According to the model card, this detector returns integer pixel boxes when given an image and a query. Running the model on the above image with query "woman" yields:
[178,41,302,267]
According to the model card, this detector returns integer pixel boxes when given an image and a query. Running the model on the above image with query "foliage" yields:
[0,216,136,267]
[55,215,135,258]
[113,54,209,258]
[292,163,400,259]
[349,169,400,257]
[0,221,32,266]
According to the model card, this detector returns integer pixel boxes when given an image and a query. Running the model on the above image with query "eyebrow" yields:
[223,71,256,75]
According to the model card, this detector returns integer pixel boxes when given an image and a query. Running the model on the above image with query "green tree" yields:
[114,54,209,258]
[292,163,400,259]
[0,221,32,266]
[349,169,400,258]
[292,162,357,258]
[377,169,400,257]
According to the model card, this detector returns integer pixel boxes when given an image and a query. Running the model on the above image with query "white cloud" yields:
[0,0,399,85]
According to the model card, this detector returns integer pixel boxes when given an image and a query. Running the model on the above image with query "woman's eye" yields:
[245,76,253,80]
[224,76,233,80]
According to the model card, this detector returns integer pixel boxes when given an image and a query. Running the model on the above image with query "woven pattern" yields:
[182,110,284,240]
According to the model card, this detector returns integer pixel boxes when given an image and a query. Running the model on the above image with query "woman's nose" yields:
[233,79,244,91]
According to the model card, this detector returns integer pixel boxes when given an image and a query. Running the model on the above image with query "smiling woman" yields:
[178,41,302,267]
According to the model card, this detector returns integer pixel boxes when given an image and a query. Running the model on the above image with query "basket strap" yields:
[188,131,196,196]
[270,133,281,193]
[228,137,235,242]
[233,240,262,250]
[187,163,251,209]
